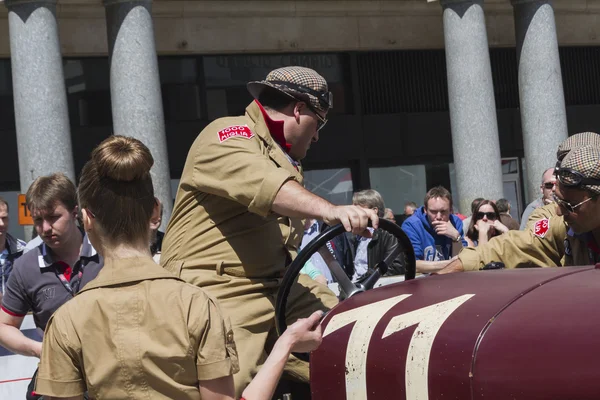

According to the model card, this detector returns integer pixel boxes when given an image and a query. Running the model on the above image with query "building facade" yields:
[2,0,600,240]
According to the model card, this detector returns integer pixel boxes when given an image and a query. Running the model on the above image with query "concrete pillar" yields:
[103,0,173,226]
[6,0,75,240]
[440,0,504,214]
[512,0,568,203]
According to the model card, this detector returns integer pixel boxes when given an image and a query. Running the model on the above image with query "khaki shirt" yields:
[523,203,558,231]
[161,101,304,278]
[459,208,595,270]
[36,257,238,399]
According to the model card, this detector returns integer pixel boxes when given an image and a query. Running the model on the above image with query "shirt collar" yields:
[78,256,181,293]
[37,233,98,269]
[254,100,291,153]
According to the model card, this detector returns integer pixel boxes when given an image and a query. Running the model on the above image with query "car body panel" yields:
[311,266,595,400]
[472,267,600,399]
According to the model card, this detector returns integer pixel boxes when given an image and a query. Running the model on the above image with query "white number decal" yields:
[324,295,411,400]
[383,294,475,400]
[323,294,474,400]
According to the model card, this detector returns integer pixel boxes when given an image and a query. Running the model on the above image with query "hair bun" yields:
[92,135,154,182]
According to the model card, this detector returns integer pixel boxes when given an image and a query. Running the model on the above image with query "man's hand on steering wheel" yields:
[323,205,379,236]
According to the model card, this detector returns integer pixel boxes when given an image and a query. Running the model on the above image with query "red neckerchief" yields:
[255,100,291,153]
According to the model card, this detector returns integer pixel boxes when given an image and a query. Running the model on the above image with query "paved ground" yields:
[0,315,40,398]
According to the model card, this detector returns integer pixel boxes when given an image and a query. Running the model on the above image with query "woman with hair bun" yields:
[34,136,323,400]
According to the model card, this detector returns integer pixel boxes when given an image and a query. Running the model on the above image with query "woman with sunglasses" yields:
[34,136,323,400]
[465,200,509,247]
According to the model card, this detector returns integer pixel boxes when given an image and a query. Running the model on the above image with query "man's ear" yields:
[293,102,304,123]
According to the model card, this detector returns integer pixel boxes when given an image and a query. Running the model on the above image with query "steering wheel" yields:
[275,219,416,361]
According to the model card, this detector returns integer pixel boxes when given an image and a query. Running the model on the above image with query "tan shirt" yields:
[36,256,238,399]
[459,205,594,270]
[161,101,304,278]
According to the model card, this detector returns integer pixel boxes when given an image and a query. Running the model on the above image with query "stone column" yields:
[440,0,504,214]
[512,0,568,203]
[104,0,173,226]
[6,0,75,240]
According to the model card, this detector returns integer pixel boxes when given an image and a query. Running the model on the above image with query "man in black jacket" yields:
[330,190,406,280]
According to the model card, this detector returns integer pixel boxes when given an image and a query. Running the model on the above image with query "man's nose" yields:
[43,221,52,232]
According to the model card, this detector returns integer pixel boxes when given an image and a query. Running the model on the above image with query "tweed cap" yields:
[558,145,600,195]
[247,66,332,113]
[556,132,600,161]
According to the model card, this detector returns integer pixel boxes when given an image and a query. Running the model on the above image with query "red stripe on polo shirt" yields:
[1,305,26,317]
[56,261,72,281]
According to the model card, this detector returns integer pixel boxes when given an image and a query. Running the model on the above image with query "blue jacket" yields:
[401,206,466,261]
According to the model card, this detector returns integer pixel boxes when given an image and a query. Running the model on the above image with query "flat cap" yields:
[247,66,332,113]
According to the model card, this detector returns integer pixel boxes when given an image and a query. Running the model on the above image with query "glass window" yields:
[304,168,353,206]
[203,53,350,119]
[450,158,524,218]
[0,60,12,95]
[159,57,204,121]
[0,60,15,130]
[159,58,197,84]
[501,158,523,222]
[369,165,427,215]
[64,58,112,127]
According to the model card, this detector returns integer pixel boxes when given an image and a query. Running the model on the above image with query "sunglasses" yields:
[542,182,556,190]
[556,168,600,188]
[306,104,328,131]
[476,212,497,220]
[553,193,597,214]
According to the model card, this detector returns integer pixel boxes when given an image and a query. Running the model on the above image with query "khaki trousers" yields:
[168,262,338,397]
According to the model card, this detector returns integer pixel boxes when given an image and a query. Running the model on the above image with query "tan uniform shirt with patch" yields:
[524,203,558,230]
[161,101,304,278]
[35,257,238,399]
[459,208,594,270]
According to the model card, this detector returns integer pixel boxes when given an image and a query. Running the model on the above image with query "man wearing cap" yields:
[438,141,600,273]
[160,66,378,395]
[521,132,600,231]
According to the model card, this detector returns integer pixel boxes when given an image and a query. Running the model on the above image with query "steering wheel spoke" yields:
[275,220,416,362]
[317,247,363,298]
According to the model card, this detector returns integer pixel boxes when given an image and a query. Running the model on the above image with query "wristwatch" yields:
[453,234,462,243]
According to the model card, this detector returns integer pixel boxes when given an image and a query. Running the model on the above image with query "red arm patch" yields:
[217,125,254,143]
[533,218,550,238]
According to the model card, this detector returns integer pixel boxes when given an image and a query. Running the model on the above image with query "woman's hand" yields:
[475,219,491,234]
[281,310,324,353]
[492,220,509,234]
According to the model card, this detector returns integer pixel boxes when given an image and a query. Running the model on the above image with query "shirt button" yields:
[226,331,234,343]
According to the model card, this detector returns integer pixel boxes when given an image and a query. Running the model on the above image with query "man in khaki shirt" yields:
[161,66,379,395]
[439,135,600,273]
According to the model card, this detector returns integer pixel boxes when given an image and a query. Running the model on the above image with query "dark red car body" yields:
[311,266,600,399]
